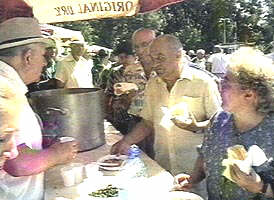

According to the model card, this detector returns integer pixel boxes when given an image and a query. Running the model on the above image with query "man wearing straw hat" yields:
[0,17,78,200]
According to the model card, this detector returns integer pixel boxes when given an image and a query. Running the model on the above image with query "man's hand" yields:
[171,115,193,129]
[3,140,79,177]
[49,141,78,165]
[110,120,153,155]
[171,112,208,132]
[171,111,196,131]
[230,164,264,194]
[110,139,131,155]
[172,173,193,191]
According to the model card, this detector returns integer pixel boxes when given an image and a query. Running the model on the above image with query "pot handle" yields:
[45,107,69,115]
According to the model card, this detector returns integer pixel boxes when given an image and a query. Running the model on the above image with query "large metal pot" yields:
[29,88,105,151]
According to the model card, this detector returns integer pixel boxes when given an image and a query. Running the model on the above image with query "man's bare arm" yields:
[3,141,77,177]
[173,155,206,191]
[110,119,153,155]
[124,119,153,144]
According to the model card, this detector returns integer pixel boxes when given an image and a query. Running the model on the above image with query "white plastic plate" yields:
[97,155,128,171]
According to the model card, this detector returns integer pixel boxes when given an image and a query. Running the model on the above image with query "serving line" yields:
[44,123,203,200]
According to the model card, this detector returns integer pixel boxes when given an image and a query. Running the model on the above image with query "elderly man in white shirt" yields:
[0,17,78,200]
[54,40,94,88]
[207,46,229,78]
[111,35,222,175]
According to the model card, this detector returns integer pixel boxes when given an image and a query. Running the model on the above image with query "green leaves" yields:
[53,0,273,53]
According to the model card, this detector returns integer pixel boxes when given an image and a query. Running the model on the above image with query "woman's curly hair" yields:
[228,47,274,113]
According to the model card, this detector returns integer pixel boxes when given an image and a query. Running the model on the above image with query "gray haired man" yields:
[0,17,78,200]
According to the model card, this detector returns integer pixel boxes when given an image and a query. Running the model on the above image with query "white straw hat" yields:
[0,17,52,50]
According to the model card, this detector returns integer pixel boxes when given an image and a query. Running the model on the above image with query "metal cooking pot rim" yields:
[29,87,105,151]
[29,88,103,97]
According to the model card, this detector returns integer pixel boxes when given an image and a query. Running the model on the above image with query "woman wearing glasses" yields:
[174,47,274,200]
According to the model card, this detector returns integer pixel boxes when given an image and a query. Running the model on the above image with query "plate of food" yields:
[97,155,128,171]
[77,176,127,200]
[88,184,120,199]
[113,82,138,96]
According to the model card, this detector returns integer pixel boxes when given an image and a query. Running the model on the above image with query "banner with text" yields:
[24,0,140,23]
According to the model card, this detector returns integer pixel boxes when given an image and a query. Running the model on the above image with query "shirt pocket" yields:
[176,96,206,121]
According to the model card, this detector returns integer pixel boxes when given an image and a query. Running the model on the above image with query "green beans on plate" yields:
[89,184,119,198]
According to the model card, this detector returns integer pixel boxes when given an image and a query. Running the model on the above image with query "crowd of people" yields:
[0,16,273,200]
[186,47,230,79]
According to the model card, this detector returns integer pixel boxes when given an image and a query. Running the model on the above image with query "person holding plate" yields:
[175,47,274,199]
[111,34,222,176]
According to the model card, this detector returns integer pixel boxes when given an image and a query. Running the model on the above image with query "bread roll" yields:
[227,145,248,160]
[113,82,138,96]
[170,102,190,119]
[222,145,250,182]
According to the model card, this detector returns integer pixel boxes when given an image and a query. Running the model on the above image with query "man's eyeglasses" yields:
[134,41,151,51]
[150,54,166,63]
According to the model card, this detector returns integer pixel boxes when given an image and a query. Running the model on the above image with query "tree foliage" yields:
[57,12,164,49]
[55,0,274,53]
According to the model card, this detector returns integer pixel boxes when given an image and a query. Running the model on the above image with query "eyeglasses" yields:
[133,41,151,51]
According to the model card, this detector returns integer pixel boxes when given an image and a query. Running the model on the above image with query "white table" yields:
[44,122,204,200]
[44,131,175,200]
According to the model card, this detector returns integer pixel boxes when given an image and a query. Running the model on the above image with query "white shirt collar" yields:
[179,65,193,80]
[155,64,193,84]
